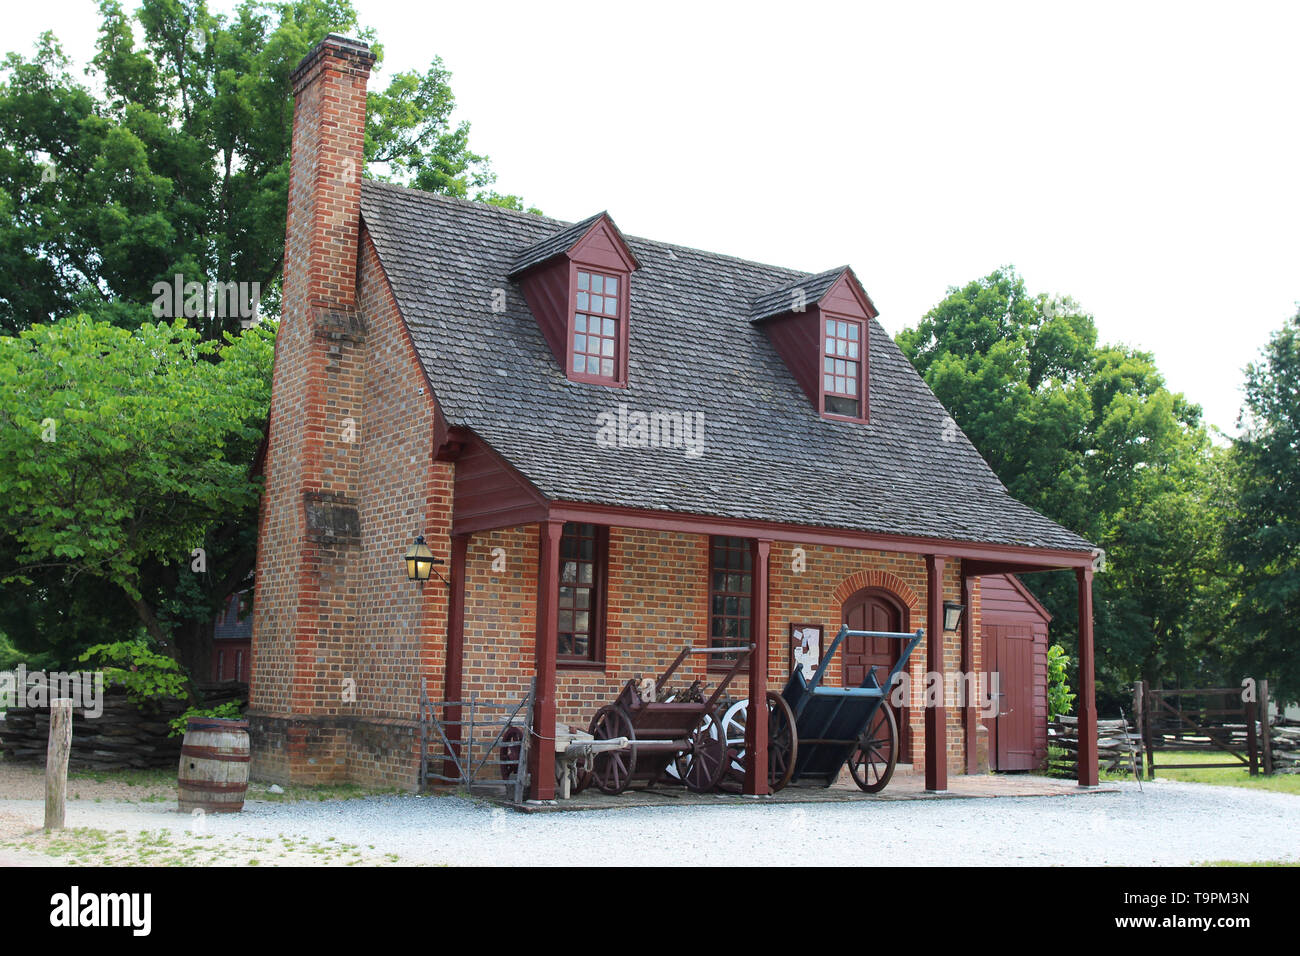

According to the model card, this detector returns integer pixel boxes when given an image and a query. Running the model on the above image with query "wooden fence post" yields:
[1131,680,1144,780]
[1260,679,1273,776]
[1244,678,1259,776]
[44,698,73,831]
[1140,681,1154,778]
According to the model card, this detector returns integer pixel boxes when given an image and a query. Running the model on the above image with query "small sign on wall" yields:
[790,623,822,681]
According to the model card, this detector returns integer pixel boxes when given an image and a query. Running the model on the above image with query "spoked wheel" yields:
[719,693,798,792]
[589,706,636,795]
[667,712,719,783]
[683,713,728,792]
[849,704,898,793]
[498,726,524,780]
[766,692,797,792]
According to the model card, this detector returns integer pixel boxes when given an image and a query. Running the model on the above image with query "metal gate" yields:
[419,678,534,803]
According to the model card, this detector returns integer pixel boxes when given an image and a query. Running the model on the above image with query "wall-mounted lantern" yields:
[942,600,966,633]
[404,535,447,586]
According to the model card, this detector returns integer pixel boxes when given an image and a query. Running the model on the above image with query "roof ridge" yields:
[359,177,817,283]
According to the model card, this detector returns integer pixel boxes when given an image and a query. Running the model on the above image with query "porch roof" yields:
[360,181,1094,556]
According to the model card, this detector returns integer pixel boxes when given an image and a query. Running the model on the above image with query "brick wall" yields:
[453,527,985,778]
[249,36,448,789]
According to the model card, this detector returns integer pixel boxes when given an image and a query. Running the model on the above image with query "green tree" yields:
[0,0,536,337]
[0,315,274,679]
[1227,309,1300,702]
[897,268,1234,709]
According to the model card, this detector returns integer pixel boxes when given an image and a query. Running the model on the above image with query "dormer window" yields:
[509,211,640,388]
[572,270,622,382]
[750,266,877,424]
[822,316,862,418]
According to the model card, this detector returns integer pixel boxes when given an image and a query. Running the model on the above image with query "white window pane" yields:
[601,358,614,377]
[574,334,586,353]
[835,359,845,375]
[824,375,834,391]
[848,323,859,340]
[578,272,589,290]
[587,355,599,374]
[825,337,834,352]
[605,275,618,295]
[836,339,847,356]
[603,317,615,337]
[573,355,584,372]
[824,357,834,372]
[601,338,614,357]
[848,342,858,359]
[846,361,857,376]
[604,296,617,315]
[576,314,587,333]
[577,292,589,310]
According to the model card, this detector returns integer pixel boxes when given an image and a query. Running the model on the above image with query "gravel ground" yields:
[1,778,1297,866]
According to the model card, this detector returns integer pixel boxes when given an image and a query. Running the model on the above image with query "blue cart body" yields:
[781,625,924,786]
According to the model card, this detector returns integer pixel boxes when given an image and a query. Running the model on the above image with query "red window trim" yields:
[565,261,629,387]
[707,535,753,671]
[557,522,609,670]
[818,310,868,423]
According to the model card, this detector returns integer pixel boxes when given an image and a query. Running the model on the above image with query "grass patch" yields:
[1143,751,1300,795]
[1198,859,1300,867]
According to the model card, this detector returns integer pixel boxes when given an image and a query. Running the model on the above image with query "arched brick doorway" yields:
[841,586,912,762]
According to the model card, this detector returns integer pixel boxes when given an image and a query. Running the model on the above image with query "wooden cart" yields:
[585,644,754,795]
[779,625,924,792]
[719,627,922,793]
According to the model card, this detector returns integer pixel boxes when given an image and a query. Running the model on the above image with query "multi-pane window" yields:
[709,536,752,663]
[559,522,603,663]
[823,316,862,417]
[573,270,620,380]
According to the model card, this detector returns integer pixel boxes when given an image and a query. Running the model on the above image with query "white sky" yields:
[10,1,1299,435]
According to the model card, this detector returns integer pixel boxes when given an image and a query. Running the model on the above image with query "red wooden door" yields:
[988,623,1036,770]
[842,590,910,761]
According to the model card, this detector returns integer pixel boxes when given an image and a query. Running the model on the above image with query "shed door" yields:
[842,590,910,762]
[987,623,1036,771]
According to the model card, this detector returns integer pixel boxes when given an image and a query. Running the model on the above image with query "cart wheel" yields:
[849,705,898,793]
[571,751,594,795]
[767,692,798,792]
[589,706,636,795]
[684,713,727,793]
[499,726,524,780]
[718,694,798,792]
[670,710,719,785]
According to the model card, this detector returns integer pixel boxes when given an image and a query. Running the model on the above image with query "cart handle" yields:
[808,627,925,693]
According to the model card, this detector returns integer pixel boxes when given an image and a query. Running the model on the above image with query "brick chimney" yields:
[249,36,376,785]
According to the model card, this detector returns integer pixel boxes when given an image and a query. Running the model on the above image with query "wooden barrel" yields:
[178,717,250,813]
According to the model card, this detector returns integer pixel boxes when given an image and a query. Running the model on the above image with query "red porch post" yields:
[442,533,469,779]
[528,519,563,800]
[744,538,772,796]
[961,570,978,775]
[1075,565,1099,787]
[924,554,948,792]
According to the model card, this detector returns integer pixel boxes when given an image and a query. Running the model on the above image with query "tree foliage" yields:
[1227,310,1300,701]
[0,315,274,674]
[0,0,537,337]
[897,268,1234,708]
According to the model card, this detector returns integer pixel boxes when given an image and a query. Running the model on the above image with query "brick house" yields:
[249,35,1101,798]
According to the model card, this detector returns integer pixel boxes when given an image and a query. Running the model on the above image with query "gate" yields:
[419,678,535,803]
[1133,680,1271,777]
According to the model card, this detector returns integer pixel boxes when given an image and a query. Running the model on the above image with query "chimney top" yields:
[290,34,376,93]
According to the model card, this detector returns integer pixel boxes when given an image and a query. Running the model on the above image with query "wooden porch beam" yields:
[528,519,564,800]
[961,570,978,775]
[925,554,948,792]
[442,533,469,779]
[744,539,772,796]
[1076,565,1099,786]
